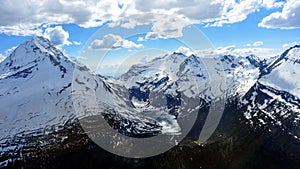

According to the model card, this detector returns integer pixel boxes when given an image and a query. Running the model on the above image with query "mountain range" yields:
[0,36,299,169]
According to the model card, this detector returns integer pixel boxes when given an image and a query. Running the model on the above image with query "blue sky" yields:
[0,0,300,75]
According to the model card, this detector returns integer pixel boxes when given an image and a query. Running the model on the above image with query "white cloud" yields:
[282,41,298,48]
[0,0,127,36]
[0,53,6,62]
[245,41,264,47]
[175,46,194,56]
[133,0,285,28]
[145,32,159,40]
[262,0,284,9]
[43,26,71,46]
[232,47,278,59]
[72,41,82,45]
[0,0,286,37]
[215,45,236,55]
[197,45,280,59]
[89,34,143,50]
[133,0,223,22]
[118,1,265,36]
[205,0,283,27]
[112,13,190,39]
[137,37,144,42]
[259,0,300,29]
[208,0,260,26]
[253,41,264,47]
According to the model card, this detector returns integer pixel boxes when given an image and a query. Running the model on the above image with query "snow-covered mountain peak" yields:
[219,54,261,68]
[282,45,300,56]
[183,54,202,65]
[283,45,300,61]
[217,54,260,97]
[0,36,74,80]
[162,52,189,66]
[0,36,79,143]
[118,52,263,99]
[259,45,300,99]
[0,36,70,73]
[1,36,300,166]
[118,53,203,86]
[241,46,300,138]
[261,45,300,76]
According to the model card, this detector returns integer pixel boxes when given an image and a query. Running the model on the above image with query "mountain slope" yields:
[0,36,75,142]
[241,45,300,140]
[260,45,300,98]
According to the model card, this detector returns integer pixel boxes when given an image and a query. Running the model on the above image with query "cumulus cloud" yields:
[215,45,236,55]
[133,0,285,28]
[117,1,279,37]
[175,46,194,56]
[253,41,264,47]
[205,0,283,27]
[197,45,280,59]
[43,26,71,46]
[231,47,278,59]
[145,32,159,40]
[89,34,143,50]
[262,0,284,9]
[113,13,190,39]
[282,41,298,48]
[72,41,82,45]
[0,0,126,36]
[133,0,223,22]
[207,0,260,27]
[245,41,264,47]
[137,37,144,42]
[0,0,287,37]
[259,0,300,29]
